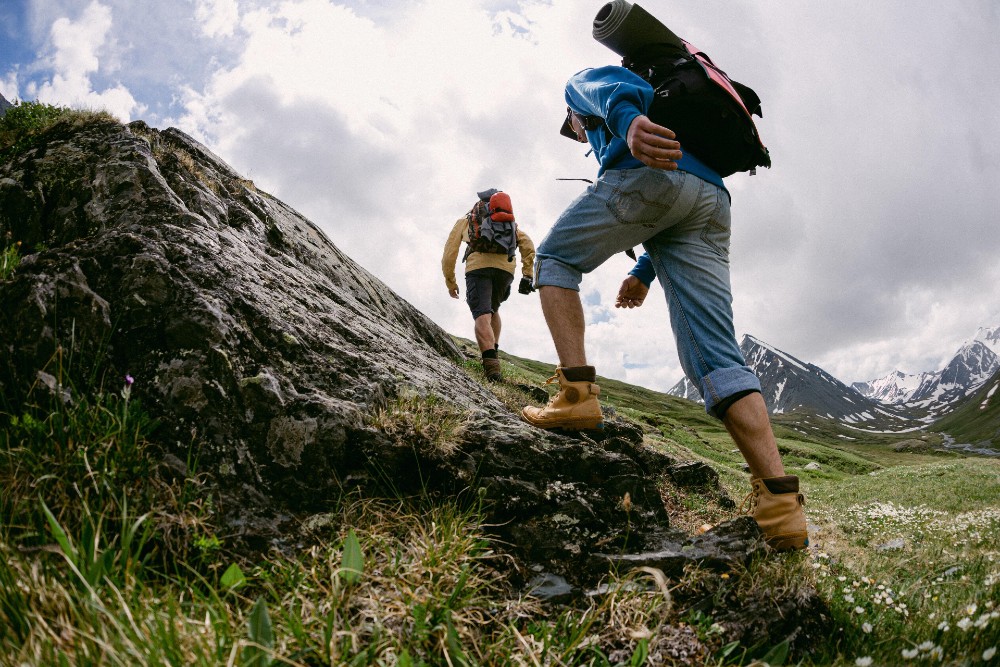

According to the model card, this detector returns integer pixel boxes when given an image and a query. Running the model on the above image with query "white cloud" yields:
[0,72,18,102]
[4,0,1000,392]
[23,1,141,120]
[195,0,240,38]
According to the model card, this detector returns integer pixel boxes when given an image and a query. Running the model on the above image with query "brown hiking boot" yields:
[521,367,603,430]
[741,476,809,550]
[482,357,502,382]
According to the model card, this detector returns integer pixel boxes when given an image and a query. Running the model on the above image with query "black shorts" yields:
[465,268,513,319]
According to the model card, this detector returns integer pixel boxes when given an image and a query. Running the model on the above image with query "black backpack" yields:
[463,189,518,262]
[624,40,771,177]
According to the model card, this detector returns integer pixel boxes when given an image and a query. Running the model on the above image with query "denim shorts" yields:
[465,267,513,319]
[534,167,761,415]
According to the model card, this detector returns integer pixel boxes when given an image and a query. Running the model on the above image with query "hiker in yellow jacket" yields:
[442,189,536,382]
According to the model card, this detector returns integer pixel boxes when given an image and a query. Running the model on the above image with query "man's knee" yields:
[534,257,583,292]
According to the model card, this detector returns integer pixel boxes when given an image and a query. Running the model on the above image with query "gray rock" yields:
[0,117,766,587]
[876,537,906,551]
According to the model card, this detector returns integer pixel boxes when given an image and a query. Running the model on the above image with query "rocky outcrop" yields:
[0,116,772,588]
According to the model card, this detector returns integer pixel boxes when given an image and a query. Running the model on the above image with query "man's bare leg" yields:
[724,392,808,549]
[722,392,785,479]
[473,313,496,352]
[491,311,502,349]
[523,285,602,429]
[539,285,587,367]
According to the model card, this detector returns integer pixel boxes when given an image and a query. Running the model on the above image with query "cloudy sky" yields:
[2,0,998,392]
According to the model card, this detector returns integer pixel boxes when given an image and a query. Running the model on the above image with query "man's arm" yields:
[616,253,654,309]
[627,115,682,171]
[515,228,537,294]
[566,66,682,170]
[441,218,466,298]
[616,276,649,308]
[516,228,536,279]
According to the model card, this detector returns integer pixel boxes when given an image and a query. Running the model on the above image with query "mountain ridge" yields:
[669,328,1000,447]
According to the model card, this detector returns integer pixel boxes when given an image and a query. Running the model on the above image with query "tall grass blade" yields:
[340,528,364,585]
[244,596,275,667]
[760,638,789,666]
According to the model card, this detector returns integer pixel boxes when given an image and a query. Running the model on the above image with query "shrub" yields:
[0,100,117,158]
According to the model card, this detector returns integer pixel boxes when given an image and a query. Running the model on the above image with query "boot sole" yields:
[521,408,603,431]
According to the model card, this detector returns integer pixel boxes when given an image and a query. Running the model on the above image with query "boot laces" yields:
[540,373,562,408]
[739,487,760,515]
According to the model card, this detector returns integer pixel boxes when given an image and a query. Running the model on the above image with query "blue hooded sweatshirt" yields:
[565,65,728,287]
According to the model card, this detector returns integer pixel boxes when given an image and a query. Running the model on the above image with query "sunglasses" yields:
[559,107,603,143]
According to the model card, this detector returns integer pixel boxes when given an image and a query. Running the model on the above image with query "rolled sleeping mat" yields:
[592,0,684,57]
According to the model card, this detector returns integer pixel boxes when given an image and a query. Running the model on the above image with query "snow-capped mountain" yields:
[976,325,1000,357]
[853,327,1000,417]
[668,323,1000,430]
[850,370,928,405]
[669,334,915,429]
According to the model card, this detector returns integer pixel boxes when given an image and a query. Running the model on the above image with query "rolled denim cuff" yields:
[533,255,583,291]
[700,366,762,417]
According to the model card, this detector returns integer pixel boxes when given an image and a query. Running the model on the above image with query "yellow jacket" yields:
[441,216,536,292]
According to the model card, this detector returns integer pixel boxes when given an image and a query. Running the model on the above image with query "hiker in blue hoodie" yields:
[521,4,807,551]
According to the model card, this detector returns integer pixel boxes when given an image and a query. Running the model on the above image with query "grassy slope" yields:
[931,371,1000,446]
[0,308,994,666]
[3,107,996,666]
[489,340,1000,665]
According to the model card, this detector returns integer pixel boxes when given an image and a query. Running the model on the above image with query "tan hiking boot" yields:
[483,357,502,382]
[741,475,809,550]
[521,367,603,430]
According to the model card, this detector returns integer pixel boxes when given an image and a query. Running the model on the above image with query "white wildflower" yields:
[983,646,996,661]
[957,617,973,631]
[902,648,919,659]
[855,606,865,614]
[918,640,935,651]
[855,657,873,667]
[862,622,872,634]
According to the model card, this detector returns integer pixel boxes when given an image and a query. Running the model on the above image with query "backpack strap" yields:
[461,205,481,263]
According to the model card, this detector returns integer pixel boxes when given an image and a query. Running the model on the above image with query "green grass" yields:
[1,335,998,663]
[932,373,1000,447]
[490,339,1000,665]
[0,236,20,280]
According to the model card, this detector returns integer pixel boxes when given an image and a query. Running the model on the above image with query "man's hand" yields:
[616,275,649,309]
[449,287,459,299]
[626,115,682,170]
[518,277,535,295]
